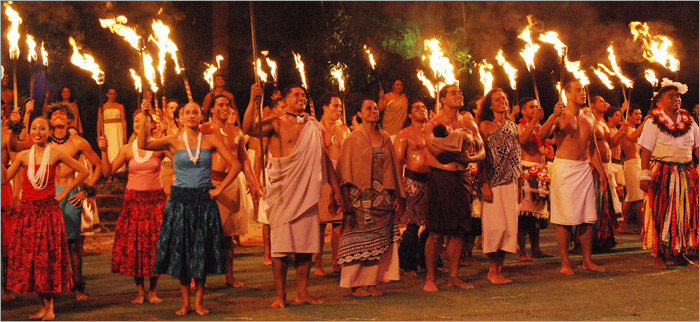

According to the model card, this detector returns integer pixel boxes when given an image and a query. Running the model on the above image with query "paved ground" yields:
[2,225,698,321]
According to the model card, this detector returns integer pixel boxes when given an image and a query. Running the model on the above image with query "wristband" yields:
[79,183,97,198]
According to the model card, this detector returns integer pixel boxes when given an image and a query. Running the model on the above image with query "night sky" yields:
[2,1,697,143]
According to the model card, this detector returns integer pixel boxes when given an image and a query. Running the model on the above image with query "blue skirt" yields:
[153,186,225,279]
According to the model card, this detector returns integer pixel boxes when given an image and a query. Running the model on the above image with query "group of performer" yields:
[1,68,697,319]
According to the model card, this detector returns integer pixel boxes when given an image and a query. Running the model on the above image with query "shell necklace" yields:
[27,145,51,191]
[132,139,153,163]
[183,130,202,165]
[219,127,228,137]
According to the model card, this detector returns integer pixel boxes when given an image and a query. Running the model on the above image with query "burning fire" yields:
[564,59,590,86]
[363,45,377,70]
[150,19,182,76]
[203,55,223,91]
[142,52,158,93]
[261,51,278,85]
[68,37,105,84]
[5,2,22,59]
[423,39,458,86]
[26,34,37,62]
[292,51,308,90]
[537,29,589,86]
[99,16,141,51]
[644,69,658,87]
[517,25,540,72]
[478,59,494,95]
[556,82,568,105]
[256,58,268,83]
[629,22,680,72]
[129,68,142,93]
[607,44,633,87]
[496,49,518,90]
[538,31,567,57]
[40,41,48,66]
[593,64,615,90]
[330,63,346,92]
[416,69,436,98]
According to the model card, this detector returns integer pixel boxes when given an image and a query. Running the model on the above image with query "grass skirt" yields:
[111,189,166,277]
[152,186,225,279]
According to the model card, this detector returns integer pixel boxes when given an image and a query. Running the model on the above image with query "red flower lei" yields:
[650,108,694,138]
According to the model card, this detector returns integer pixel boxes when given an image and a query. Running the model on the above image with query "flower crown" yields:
[660,78,688,94]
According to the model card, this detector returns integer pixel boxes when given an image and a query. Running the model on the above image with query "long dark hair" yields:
[477,88,509,124]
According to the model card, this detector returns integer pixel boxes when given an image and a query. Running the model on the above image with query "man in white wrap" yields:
[242,84,342,308]
[550,80,608,275]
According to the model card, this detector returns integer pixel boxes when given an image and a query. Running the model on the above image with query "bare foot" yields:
[487,272,512,284]
[350,287,370,297]
[367,286,383,296]
[531,250,554,258]
[263,258,272,266]
[175,305,190,315]
[423,280,439,292]
[402,270,418,277]
[516,254,535,262]
[560,264,575,275]
[448,277,475,289]
[295,294,324,304]
[271,297,287,308]
[194,304,210,315]
[225,279,245,288]
[314,267,326,276]
[581,262,606,272]
[459,256,483,266]
[29,307,46,320]
[131,294,145,304]
[75,291,88,301]
[147,292,162,303]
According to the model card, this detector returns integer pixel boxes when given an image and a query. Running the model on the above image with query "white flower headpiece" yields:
[660,78,688,94]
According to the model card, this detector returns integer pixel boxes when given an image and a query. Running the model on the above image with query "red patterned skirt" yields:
[111,189,166,277]
[7,197,72,294]
[1,183,14,255]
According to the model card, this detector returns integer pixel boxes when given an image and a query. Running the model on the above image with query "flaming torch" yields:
[261,51,278,89]
[203,55,223,95]
[644,69,658,88]
[26,34,37,101]
[593,64,615,91]
[5,2,21,110]
[292,51,314,117]
[607,43,633,104]
[629,22,680,78]
[364,44,382,92]
[423,39,458,113]
[416,69,436,99]
[478,59,494,96]
[150,19,184,104]
[330,62,347,123]
[41,41,48,95]
[129,68,142,107]
[538,31,568,102]
[68,36,105,134]
[143,52,159,111]
[249,2,266,187]
[518,24,541,107]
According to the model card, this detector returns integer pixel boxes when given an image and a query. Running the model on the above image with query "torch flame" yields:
[150,19,182,75]
[496,49,518,90]
[607,43,633,88]
[142,52,158,93]
[416,69,436,98]
[40,41,48,67]
[363,45,377,70]
[129,68,142,93]
[203,55,223,91]
[564,59,590,86]
[5,3,22,59]
[330,63,346,92]
[256,58,268,83]
[99,16,141,51]
[556,82,568,105]
[593,64,615,90]
[644,69,658,87]
[629,22,680,72]
[292,51,308,90]
[538,31,567,57]
[26,34,37,62]
[423,39,458,86]
[68,37,105,84]
[517,25,540,72]
[478,59,494,96]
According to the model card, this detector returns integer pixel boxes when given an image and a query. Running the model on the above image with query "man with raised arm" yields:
[242,83,343,308]
[550,80,607,275]
[423,84,485,292]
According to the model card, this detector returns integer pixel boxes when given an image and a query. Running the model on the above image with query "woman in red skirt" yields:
[2,116,88,320]
[98,109,170,304]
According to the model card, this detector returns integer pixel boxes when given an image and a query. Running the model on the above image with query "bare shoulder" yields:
[479,120,498,135]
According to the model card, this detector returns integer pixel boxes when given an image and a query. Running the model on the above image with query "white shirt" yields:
[638,109,699,153]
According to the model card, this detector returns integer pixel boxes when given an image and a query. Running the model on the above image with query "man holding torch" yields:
[201,74,235,120]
